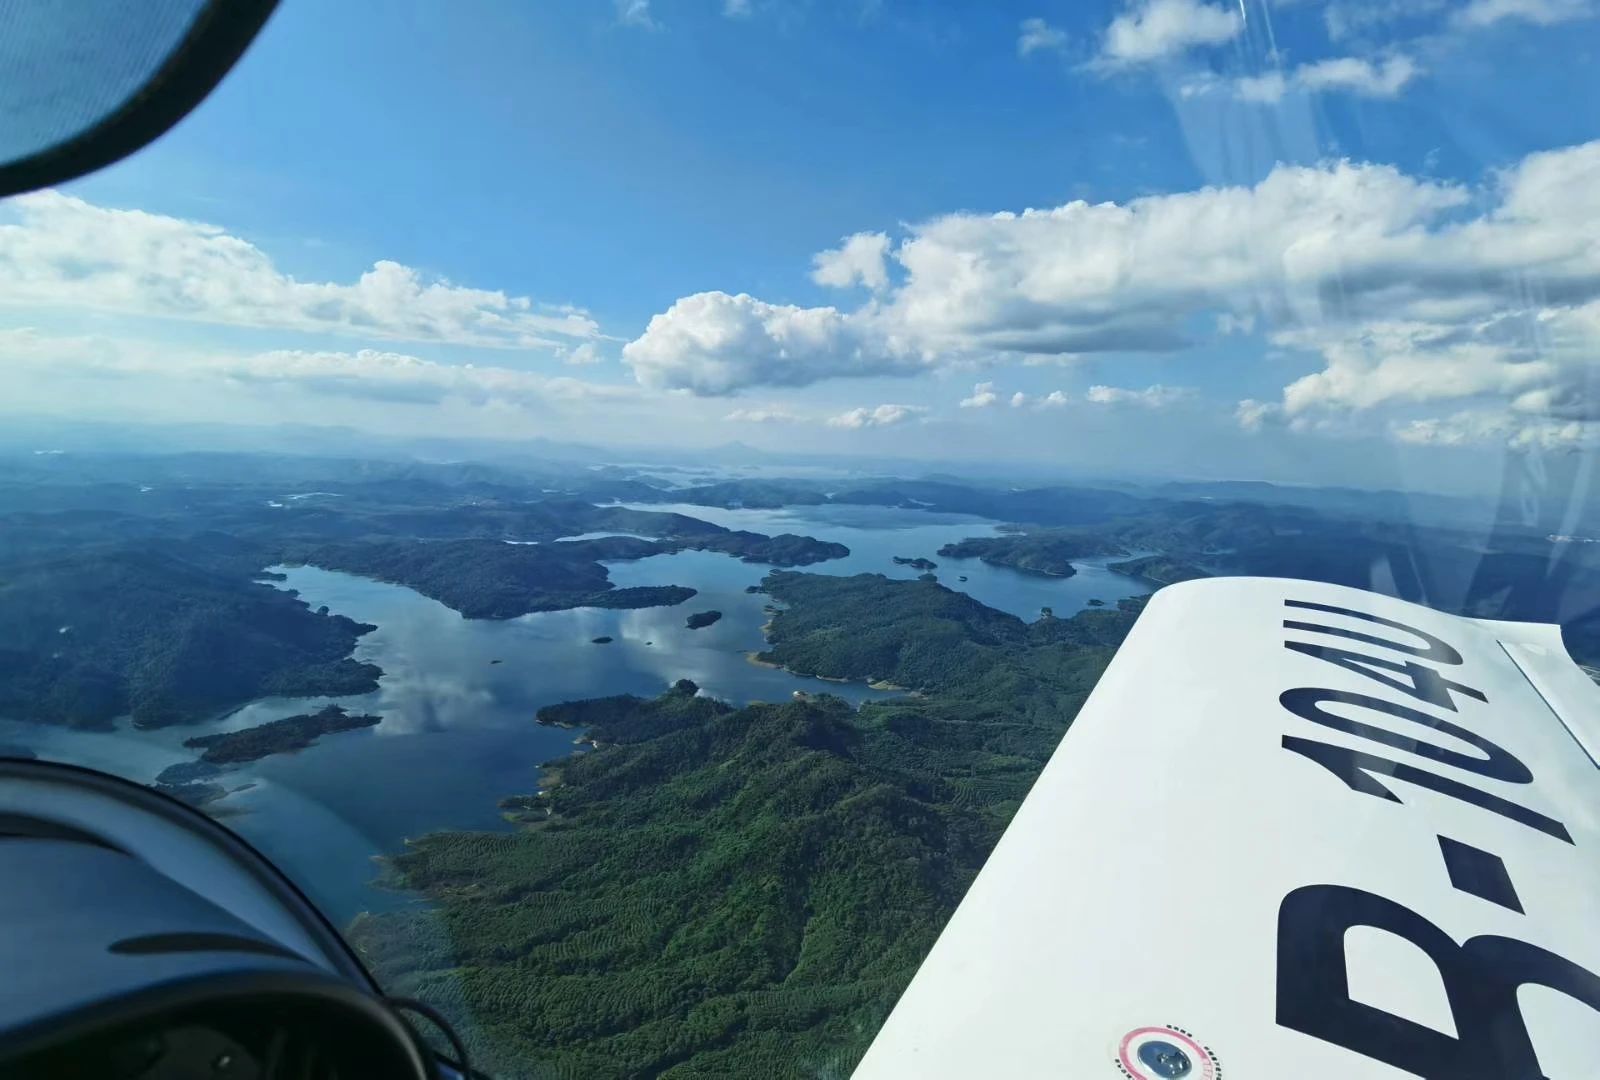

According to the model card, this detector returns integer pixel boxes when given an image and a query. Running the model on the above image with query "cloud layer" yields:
[0,192,598,349]
[0,328,632,411]
[623,137,1600,450]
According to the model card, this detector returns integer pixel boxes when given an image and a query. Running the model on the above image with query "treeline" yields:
[183,703,382,764]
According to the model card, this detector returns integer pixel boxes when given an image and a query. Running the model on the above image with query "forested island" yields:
[182,704,382,764]
[936,531,1110,576]
[892,556,937,570]
[348,573,1143,1077]
[292,538,700,620]
[685,610,723,629]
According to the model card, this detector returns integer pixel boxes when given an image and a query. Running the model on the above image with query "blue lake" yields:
[0,505,1153,925]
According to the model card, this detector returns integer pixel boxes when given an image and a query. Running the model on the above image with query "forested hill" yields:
[294,539,700,620]
[0,546,379,730]
[347,575,1143,1078]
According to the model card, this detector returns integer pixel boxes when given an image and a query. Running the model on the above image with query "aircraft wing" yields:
[851,576,1600,1080]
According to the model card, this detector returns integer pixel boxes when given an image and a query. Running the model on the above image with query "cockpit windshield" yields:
[3,1,1599,1075]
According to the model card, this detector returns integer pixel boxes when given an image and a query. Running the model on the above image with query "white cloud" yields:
[562,343,603,366]
[1018,17,1068,56]
[811,231,891,290]
[1235,55,1420,103]
[0,328,635,410]
[1010,391,1029,407]
[615,0,658,29]
[723,0,752,16]
[723,405,801,423]
[0,192,598,350]
[1098,0,1241,68]
[1040,390,1070,407]
[1085,383,1196,408]
[1390,410,1595,450]
[1235,398,1280,431]
[959,381,999,408]
[1323,0,1449,41]
[825,403,927,429]
[1455,0,1594,27]
[621,291,917,395]
[627,136,1600,445]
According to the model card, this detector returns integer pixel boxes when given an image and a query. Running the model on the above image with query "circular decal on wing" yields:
[1113,1025,1219,1080]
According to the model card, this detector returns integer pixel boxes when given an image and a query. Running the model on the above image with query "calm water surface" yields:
[1,505,1152,923]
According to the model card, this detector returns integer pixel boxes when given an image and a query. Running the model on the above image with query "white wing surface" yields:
[852,577,1600,1080]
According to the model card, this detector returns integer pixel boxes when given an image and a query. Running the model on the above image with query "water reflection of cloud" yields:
[375,671,498,734]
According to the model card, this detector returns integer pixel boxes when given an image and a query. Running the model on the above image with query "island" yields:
[591,636,614,645]
[936,531,1120,577]
[917,572,938,582]
[182,704,382,765]
[0,744,37,760]
[291,539,699,620]
[685,610,723,629]
[892,556,937,570]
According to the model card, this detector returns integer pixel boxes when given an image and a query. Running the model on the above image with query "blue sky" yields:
[4,0,1600,490]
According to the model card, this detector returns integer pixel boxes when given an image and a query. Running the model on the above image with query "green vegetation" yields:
[684,610,723,630]
[349,574,1142,1078]
[1108,555,1210,586]
[936,532,1113,576]
[182,704,382,764]
[891,556,936,570]
[0,546,379,729]
[293,539,698,620]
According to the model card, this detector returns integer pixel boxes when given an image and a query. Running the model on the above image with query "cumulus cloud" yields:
[1018,17,1068,56]
[627,136,1600,449]
[959,381,999,408]
[811,231,891,290]
[562,343,603,366]
[1455,0,1594,27]
[621,291,916,395]
[1234,55,1420,102]
[1010,391,1029,407]
[825,404,927,429]
[1040,390,1070,407]
[0,328,633,410]
[1085,383,1196,408]
[0,192,598,349]
[1098,0,1241,68]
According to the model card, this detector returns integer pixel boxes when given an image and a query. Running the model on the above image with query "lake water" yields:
[0,504,1152,925]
